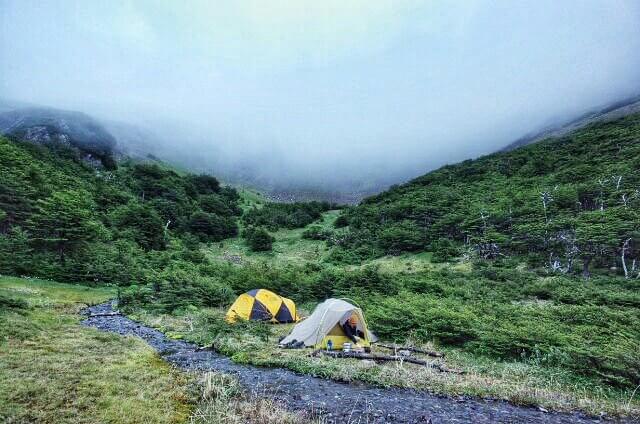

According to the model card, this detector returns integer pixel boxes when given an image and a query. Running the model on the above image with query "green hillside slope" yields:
[0,137,241,285]
[337,114,640,277]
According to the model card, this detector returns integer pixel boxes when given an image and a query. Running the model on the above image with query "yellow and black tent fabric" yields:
[225,289,299,323]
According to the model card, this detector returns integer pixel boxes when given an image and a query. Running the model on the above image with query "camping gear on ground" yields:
[314,351,465,374]
[279,298,377,350]
[225,289,299,323]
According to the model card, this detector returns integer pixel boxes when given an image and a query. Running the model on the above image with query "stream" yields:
[81,302,630,424]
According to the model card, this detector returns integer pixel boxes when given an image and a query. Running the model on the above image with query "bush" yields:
[333,214,348,228]
[119,267,235,313]
[365,293,477,345]
[327,265,401,298]
[430,239,460,262]
[0,292,28,310]
[188,211,238,242]
[302,225,332,241]
[378,220,425,254]
[242,226,274,252]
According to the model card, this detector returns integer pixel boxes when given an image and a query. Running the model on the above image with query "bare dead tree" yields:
[622,190,640,208]
[621,238,632,279]
[479,211,489,233]
[549,252,563,272]
[540,191,553,223]
[622,193,629,207]
[615,175,622,190]
[549,229,579,274]
[597,178,608,212]
[475,242,502,259]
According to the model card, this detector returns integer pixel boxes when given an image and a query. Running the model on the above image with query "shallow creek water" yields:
[81,302,628,424]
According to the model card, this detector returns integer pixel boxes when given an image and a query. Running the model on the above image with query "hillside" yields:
[337,113,640,278]
[0,107,119,169]
[0,136,241,285]
[504,94,640,150]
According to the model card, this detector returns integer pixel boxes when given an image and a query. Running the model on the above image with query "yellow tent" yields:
[225,289,299,323]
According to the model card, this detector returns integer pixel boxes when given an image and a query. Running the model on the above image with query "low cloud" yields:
[2,1,639,197]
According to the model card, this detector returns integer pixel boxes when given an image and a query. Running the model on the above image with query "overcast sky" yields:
[2,1,640,193]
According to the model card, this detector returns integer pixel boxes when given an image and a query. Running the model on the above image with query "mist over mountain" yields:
[2,2,640,201]
[0,105,117,169]
[504,94,640,151]
[2,92,640,203]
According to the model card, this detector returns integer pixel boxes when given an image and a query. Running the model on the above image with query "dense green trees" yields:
[335,114,640,277]
[110,202,166,250]
[188,211,237,242]
[242,201,331,231]
[199,194,241,217]
[0,136,241,283]
[27,189,104,264]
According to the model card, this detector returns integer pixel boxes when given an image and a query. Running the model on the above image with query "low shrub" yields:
[242,226,275,252]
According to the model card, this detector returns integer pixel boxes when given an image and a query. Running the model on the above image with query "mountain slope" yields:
[0,135,241,284]
[0,107,118,168]
[338,113,640,276]
[504,94,640,150]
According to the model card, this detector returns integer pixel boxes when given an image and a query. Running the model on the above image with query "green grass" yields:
[0,277,194,424]
[236,187,268,212]
[205,210,340,266]
[0,277,316,424]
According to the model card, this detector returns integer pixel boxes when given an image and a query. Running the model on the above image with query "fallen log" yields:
[196,343,214,351]
[377,343,445,358]
[87,312,121,318]
[319,351,464,374]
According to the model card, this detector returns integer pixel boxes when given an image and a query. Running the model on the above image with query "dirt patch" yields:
[82,302,625,424]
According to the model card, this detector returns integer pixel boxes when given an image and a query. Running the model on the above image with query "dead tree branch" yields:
[317,351,464,374]
[376,343,445,358]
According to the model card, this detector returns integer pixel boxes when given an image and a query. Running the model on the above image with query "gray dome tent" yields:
[280,298,377,350]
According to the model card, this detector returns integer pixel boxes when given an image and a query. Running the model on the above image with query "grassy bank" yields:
[0,277,313,424]
[127,299,640,419]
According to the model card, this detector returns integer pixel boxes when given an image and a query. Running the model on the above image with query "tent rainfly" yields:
[279,298,377,350]
[226,289,299,323]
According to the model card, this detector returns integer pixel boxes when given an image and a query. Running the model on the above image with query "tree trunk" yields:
[621,238,631,279]
[58,244,66,265]
[582,256,592,279]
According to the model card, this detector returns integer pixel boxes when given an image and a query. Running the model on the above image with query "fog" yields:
[2,1,640,199]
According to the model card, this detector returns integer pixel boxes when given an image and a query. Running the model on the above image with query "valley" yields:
[1,112,640,422]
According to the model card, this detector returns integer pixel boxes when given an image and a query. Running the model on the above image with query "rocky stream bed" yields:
[81,302,633,424]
